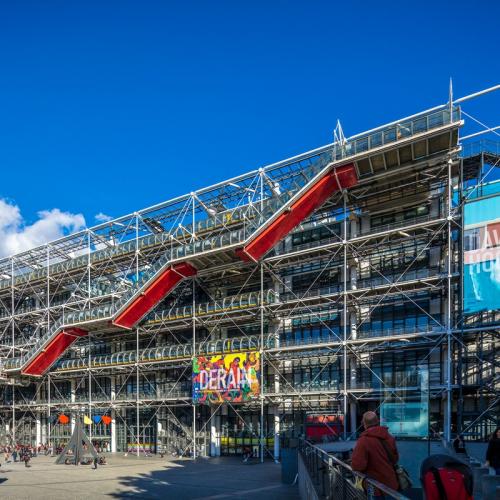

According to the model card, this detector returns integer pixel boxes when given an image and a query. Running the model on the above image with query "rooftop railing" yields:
[461,139,500,159]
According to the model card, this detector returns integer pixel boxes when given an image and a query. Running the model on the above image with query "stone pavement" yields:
[0,454,299,500]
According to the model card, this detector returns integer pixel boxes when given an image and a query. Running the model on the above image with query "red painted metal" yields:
[22,327,88,376]
[112,262,197,329]
[236,163,357,261]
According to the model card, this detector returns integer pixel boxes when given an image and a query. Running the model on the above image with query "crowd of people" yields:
[1,443,109,469]
[2,444,47,467]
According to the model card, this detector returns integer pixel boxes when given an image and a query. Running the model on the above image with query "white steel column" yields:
[260,262,264,463]
[47,374,51,450]
[135,213,140,457]
[192,277,196,460]
[111,410,117,453]
[445,156,453,442]
[342,193,348,439]
[11,386,15,445]
[88,335,92,442]
[210,407,220,457]
[273,409,280,463]
[136,327,140,457]
[10,257,14,371]
[110,375,116,452]
[36,412,42,447]
[70,379,76,433]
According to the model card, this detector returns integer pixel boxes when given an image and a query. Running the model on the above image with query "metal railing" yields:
[461,139,500,159]
[299,439,409,500]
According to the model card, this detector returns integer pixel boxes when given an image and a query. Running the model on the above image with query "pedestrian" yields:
[352,411,399,497]
[93,456,98,470]
[485,427,500,475]
[453,434,467,455]
[242,446,252,462]
[23,453,30,468]
[12,449,17,462]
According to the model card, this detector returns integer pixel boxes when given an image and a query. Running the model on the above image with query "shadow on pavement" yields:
[108,457,299,500]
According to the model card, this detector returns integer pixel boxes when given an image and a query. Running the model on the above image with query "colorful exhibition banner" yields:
[463,185,500,314]
[192,352,260,404]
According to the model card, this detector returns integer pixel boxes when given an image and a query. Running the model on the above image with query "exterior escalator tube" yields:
[112,262,197,329]
[236,163,357,261]
[22,327,88,377]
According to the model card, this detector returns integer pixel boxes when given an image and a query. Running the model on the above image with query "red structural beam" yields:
[236,163,357,262]
[112,262,197,329]
[22,327,88,376]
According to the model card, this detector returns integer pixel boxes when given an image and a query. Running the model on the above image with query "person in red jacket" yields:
[351,411,399,497]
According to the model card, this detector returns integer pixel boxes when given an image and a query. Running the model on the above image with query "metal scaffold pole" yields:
[192,276,196,460]
[10,256,14,444]
[89,334,92,443]
[136,327,140,457]
[342,192,348,440]
[260,262,264,463]
[444,154,453,441]
[136,214,140,457]
[10,258,14,366]
[12,386,15,445]
[47,374,51,449]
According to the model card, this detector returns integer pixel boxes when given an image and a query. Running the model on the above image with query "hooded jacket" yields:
[351,425,399,492]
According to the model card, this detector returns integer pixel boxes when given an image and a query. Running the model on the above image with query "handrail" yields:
[461,139,500,159]
[299,439,409,500]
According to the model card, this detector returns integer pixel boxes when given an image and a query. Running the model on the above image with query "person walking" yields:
[485,427,500,475]
[352,411,399,498]
[453,434,467,455]
[93,456,98,470]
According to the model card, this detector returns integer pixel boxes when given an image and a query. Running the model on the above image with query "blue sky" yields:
[0,1,498,255]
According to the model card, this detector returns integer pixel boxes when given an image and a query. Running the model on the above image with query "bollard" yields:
[472,467,489,496]
[482,475,500,499]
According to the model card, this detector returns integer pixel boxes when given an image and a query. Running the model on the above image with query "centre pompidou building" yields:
[0,95,498,458]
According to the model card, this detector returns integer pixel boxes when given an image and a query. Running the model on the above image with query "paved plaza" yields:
[0,454,299,500]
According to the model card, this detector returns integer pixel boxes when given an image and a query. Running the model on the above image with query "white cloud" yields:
[95,212,113,223]
[0,199,86,258]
